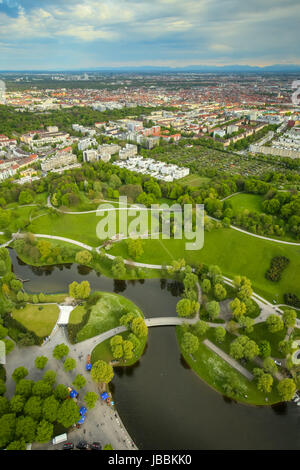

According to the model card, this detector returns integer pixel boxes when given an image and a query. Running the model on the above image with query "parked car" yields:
[90,442,102,450]
[274,360,282,366]
[76,440,88,450]
[62,442,74,450]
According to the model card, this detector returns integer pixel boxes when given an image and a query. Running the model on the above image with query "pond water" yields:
[10,250,300,450]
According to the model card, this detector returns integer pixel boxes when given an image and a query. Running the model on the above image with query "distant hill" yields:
[1,64,300,74]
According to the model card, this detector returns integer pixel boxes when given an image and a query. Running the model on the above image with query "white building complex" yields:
[113,156,189,182]
[41,152,78,171]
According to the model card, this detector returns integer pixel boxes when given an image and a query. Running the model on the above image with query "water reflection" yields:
[9,249,300,450]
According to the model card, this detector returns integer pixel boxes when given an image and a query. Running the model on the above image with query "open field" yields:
[228,193,264,214]
[178,174,211,188]
[11,303,60,337]
[28,208,154,247]
[76,292,144,342]
[110,226,300,303]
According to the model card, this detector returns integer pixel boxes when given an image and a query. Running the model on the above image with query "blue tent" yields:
[70,389,78,398]
[77,415,86,424]
[80,406,87,415]
[86,363,92,371]
[101,392,109,401]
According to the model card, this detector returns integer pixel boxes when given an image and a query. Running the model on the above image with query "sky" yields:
[0,0,299,70]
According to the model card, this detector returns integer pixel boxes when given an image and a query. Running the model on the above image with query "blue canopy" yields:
[70,389,78,398]
[86,363,92,371]
[77,415,86,424]
[80,406,87,415]
[101,392,109,400]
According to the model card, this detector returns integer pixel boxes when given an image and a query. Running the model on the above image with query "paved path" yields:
[203,339,253,380]
[209,215,300,246]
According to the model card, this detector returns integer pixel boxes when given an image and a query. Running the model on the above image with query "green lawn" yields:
[110,226,300,303]
[28,207,155,247]
[12,303,60,337]
[69,305,86,324]
[176,326,281,405]
[178,174,211,188]
[76,292,144,342]
[228,193,264,214]
[245,323,287,359]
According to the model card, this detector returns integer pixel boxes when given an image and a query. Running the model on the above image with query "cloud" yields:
[0,0,299,68]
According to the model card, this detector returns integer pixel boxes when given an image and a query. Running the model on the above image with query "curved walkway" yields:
[209,215,300,246]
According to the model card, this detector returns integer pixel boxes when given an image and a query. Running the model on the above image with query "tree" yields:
[258,340,271,359]
[206,300,220,321]
[234,276,253,300]
[84,392,98,409]
[75,250,92,265]
[53,343,69,360]
[238,316,254,334]
[15,415,37,443]
[182,332,199,354]
[0,379,6,396]
[253,368,273,393]
[176,298,192,317]
[230,335,259,361]
[266,315,284,333]
[277,378,296,401]
[10,394,26,414]
[282,309,297,329]
[0,414,16,449]
[35,420,53,443]
[263,357,278,376]
[72,374,86,389]
[24,396,42,420]
[42,396,59,423]
[243,339,259,360]
[32,380,52,398]
[0,396,9,417]
[91,360,114,384]
[201,278,211,294]
[215,326,226,343]
[126,238,144,259]
[54,384,69,401]
[6,439,27,450]
[131,317,148,338]
[57,399,81,428]
[15,379,34,398]
[278,339,293,357]
[193,320,209,337]
[3,339,14,355]
[214,283,227,301]
[42,370,57,387]
[12,366,28,383]
[0,325,8,340]
[19,190,33,205]
[64,357,76,372]
[230,297,246,320]
[112,257,126,278]
[35,356,48,370]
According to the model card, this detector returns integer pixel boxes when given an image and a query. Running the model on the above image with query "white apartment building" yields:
[119,143,138,160]
[41,152,77,172]
[83,149,99,163]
